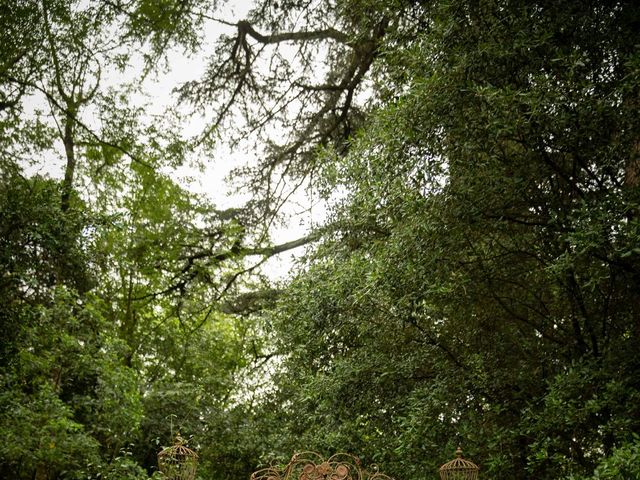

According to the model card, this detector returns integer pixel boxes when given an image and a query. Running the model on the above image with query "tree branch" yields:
[8,75,154,171]
[237,20,350,46]
[136,232,319,302]
[243,231,319,257]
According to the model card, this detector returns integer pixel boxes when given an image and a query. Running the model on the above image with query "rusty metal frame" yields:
[439,447,479,480]
[157,435,199,480]
[251,452,395,480]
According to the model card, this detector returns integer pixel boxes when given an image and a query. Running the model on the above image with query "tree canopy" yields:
[1,1,639,480]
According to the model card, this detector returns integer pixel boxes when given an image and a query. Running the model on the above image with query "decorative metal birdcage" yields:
[157,434,198,480]
[251,452,395,480]
[439,447,479,480]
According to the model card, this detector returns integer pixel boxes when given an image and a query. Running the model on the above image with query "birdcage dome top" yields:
[439,447,479,480]
[158,439,198,460]
[158,434,198,480]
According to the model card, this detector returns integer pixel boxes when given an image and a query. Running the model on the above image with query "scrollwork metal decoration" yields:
[251,452,394,480]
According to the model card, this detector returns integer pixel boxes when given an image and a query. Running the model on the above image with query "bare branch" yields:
[237,20,350,46]
[135,232,319,303]
[244,231,319,257]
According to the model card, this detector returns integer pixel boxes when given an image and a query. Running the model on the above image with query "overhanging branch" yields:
[237,20,350,46]
[243,231,320,257]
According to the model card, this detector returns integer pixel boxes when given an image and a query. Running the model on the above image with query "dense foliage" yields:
[1,1,639,480]
[261,2,640,480]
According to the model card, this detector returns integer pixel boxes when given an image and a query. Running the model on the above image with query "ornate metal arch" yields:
[251,452,395,480]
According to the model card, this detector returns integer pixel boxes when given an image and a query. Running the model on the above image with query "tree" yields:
[1,1,317,478]
[2,1,639,479]
[243,1,640,479]
[116,0,411,225]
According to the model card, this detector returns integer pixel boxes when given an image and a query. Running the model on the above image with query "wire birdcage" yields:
[157,434,198,480]
[439,447,479,480]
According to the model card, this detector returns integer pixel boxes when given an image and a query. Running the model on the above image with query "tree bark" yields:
[61,105,76,211]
